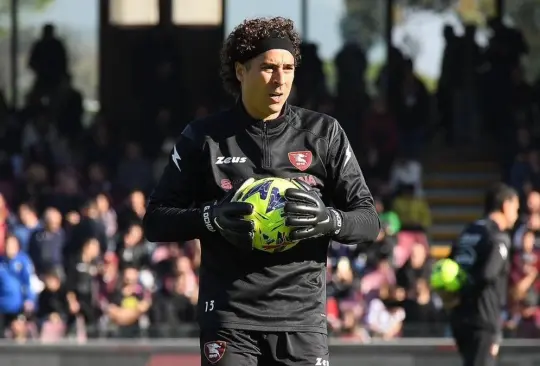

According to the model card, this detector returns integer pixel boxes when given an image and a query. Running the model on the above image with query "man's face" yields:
[237,49,295,120]
[503,196,520,228]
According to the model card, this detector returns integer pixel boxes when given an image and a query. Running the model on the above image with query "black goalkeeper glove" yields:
[202,178,255,250]
[283,179,343,241]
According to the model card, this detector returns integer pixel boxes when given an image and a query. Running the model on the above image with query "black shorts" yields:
[451,325,497,366]
[200,328,329,366]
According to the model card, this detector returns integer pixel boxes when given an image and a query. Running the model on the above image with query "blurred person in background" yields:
[98,252,121,305]
[375,196,401,236]
[65,237,101,337]
[28,23,67,94]
[64,199,107,263]
[117,190,146,234]
[12,202,42,253]
[364,283,406,340]
[388,153,423,197]
[37,269,68,340]
[508,230,540,337]
[116,223,152,271]
[395,59,429,156]
[392,184,432,232]
[448,184,519,366]
[361,96,399,186]
[400,278,445,337]
[396,242,431,296]
[151,264,198,338]
[95,193,117,242]
[0,235,37,337]
[0,193,15,254]
[28,207,64,277]
[106,266,152,338]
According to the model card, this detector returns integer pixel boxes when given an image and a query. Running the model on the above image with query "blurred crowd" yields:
[0,17,539,342]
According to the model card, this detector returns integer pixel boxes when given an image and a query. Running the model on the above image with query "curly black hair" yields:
[220,17,302,97]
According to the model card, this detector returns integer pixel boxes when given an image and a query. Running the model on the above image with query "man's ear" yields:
[235,62,245,83]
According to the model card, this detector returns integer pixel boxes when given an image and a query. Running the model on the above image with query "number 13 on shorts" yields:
[205,300,215,312]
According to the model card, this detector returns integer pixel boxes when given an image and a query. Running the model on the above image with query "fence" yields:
[1,338,540,366]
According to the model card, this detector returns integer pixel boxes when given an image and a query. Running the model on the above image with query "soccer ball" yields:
[233,177,301,253]
[430,258,466,292]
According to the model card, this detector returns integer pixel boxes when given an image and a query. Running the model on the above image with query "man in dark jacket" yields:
[144,16,380,366]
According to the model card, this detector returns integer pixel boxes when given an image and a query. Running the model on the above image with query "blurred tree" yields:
[0,0,54,16]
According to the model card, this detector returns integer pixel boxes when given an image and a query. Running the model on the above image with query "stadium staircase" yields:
[423,145,501,259]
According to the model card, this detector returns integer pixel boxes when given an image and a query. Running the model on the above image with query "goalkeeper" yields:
[442,183,518,366]
[143,16,379,366]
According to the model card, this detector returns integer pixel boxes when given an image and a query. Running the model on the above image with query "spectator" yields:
[37,269,69,337]
[106,266,152,338]
[392,185,432,232]
[509,230,540,337]
[28,23,68,93]
[395,59,429,157]
[388,154,424,197]
[28,207,64,277]
[396,243,431,295]
[95,193,117,241]
[12,202,42,253]
[0,193,15,254]
[0,235,37,336]
[64,198,107,262]
[116,223,151,271]
[364,284,406,340]
[65,237,101,337]
[362,96,399,182]
[375,196,401,236]
[117,190,146,234]
[400,278,445,337]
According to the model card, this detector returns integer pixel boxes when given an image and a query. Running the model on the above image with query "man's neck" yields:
[241,97,281,121]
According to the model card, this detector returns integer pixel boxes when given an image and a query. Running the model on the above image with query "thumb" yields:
[232,178,255,201]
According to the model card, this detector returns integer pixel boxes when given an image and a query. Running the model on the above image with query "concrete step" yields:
[431,231,460,242]
[431,206,482,215]
[432,211,481,224]
[425,161,499,173]
[427,195,484,206]
[430,245,452,258]
[431,223,464,234]
[426,188,484,198]
[424,172,500,181]
[424,178,494,189]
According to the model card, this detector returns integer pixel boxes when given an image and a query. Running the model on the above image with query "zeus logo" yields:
[215,156,247,165]
[171,146,182,172]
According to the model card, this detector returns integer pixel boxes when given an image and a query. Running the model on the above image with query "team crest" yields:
[204,341,227,364]
[288,151,313,171]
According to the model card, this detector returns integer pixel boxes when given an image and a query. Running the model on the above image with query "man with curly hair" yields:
[144,16,379,366]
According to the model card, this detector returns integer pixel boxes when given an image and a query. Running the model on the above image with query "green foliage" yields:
[0,0,54,17]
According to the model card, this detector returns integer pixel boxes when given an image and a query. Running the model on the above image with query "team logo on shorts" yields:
[288,151,313,171]
[204,341,227,364]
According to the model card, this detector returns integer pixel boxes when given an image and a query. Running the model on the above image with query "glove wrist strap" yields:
[328,208,342,236]
[202,203,217,233]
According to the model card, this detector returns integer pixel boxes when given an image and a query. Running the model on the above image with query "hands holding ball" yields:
[208,177,342,253]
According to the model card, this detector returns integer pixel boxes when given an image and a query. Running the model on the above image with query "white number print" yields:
[205,300,215,312]
[315,357,329,366]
